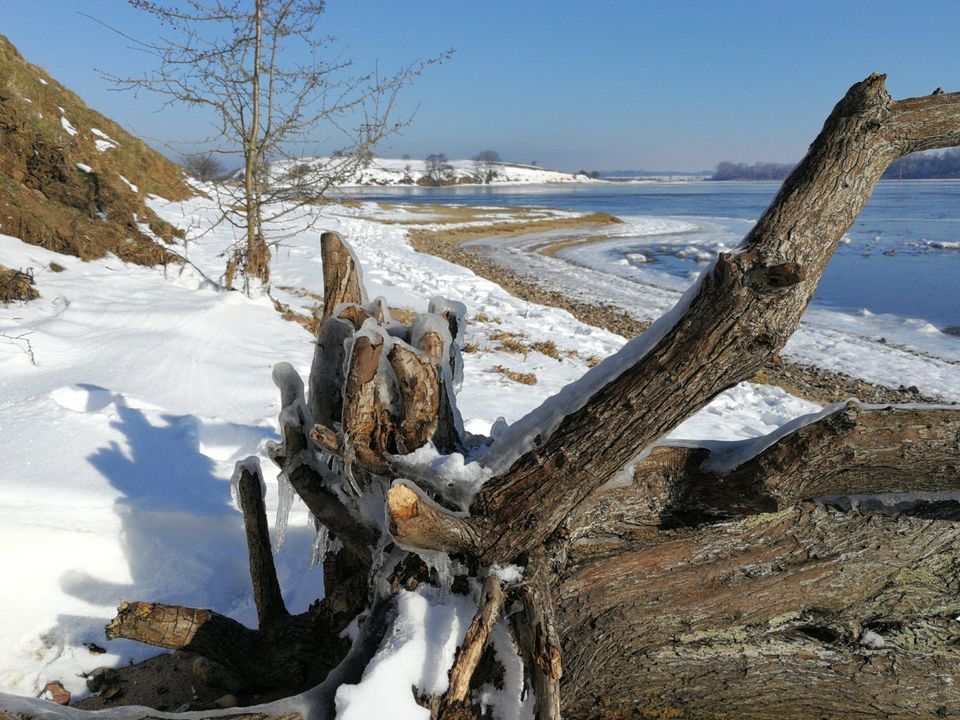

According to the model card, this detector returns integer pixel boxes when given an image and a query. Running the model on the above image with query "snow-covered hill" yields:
[270,156,602,187]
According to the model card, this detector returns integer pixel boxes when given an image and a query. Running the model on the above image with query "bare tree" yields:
[182,152,228,182]
[100,0,445,293]
[425,152,453,185]
[8,76,960,720]
[472,149,501,183]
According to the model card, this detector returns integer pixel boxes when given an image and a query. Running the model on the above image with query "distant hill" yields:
[0,35,192,265]
[268,157,602,187]
[710,150,960,181]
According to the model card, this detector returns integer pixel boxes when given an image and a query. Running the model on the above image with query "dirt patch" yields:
[69,651,293,715]
[408,212,941,406]
[0,265,37,302]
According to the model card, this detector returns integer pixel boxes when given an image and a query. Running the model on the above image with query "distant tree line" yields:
[710,161,796,181]
[711,149,960,180]
[883,148,960,179]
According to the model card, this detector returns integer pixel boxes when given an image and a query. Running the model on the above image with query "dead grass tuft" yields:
[273,298,319,335]
[496,338,533,356]
[462,341,480,353]
[48,261,65,272]
[0,265,38,303]
[532,340,561,360]
[492,365,537,385]
[472,312,501,324]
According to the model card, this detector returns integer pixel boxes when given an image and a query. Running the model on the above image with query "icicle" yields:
[419,549,454,591]
[309,517,330,569]
[341,434,363,496]
[274,472,296,551]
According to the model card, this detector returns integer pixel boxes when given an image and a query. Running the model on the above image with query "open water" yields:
[351,181,960,330]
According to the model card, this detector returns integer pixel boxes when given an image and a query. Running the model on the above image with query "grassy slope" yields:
[0,35,193,265]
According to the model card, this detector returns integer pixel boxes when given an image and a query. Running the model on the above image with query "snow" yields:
[117,174,138,193]
[0,179,957,716]
[268,156,603,187]
[60,115,77,136]
[74,163,92,174]
[334,588,473,720]
[95,139,117,153]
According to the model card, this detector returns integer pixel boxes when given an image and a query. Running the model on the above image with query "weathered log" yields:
[320,230,365,320]
[557,505,960,718]
[567,401,960,551]
[389,341,444,453]
[307,317,353,428]
[386,483,481,554]
[237,464,288,627]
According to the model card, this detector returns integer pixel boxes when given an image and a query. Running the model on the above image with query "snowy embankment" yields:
[270,156,600,186]
[0,187,916,716]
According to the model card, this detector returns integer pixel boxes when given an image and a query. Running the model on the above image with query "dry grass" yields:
[366,203,562,227]
[48,261,65,273]
[462,341,480,353]
[273,298,319,335]
[407,211,622,249]
[492,365,537,385]
[472,311,501,324]
[585,355,602,367]
[0,265,38,303]
[0,34,190,267]
[531,339,561,360]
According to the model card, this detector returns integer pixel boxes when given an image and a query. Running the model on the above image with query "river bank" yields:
[398,202,946,406]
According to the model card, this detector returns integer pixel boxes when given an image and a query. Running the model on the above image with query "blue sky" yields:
[2,0,959,171]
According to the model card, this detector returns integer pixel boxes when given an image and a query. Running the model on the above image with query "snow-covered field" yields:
[0,188,952,716]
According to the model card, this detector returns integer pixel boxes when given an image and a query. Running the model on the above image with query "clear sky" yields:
[2,0,959,172]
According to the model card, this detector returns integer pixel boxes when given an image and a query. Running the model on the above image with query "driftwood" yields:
[14,75,958,720]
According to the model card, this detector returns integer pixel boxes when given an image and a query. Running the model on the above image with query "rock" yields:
[84,667,117,693]
[214,693,239,708]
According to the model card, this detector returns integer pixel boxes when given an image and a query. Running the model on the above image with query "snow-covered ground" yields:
[270,156,600,187]
[0,188,952,717]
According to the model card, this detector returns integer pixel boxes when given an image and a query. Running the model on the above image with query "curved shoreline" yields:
[404,208,941,406]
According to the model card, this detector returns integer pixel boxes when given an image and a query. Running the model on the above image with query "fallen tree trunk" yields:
[7,75,960,720]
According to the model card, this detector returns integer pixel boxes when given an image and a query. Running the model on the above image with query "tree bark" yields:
[557,506,960,719]
[237,465,288,628]
[320,231,366,319]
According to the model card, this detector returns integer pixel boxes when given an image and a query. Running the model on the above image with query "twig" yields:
[0,332,37,365]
